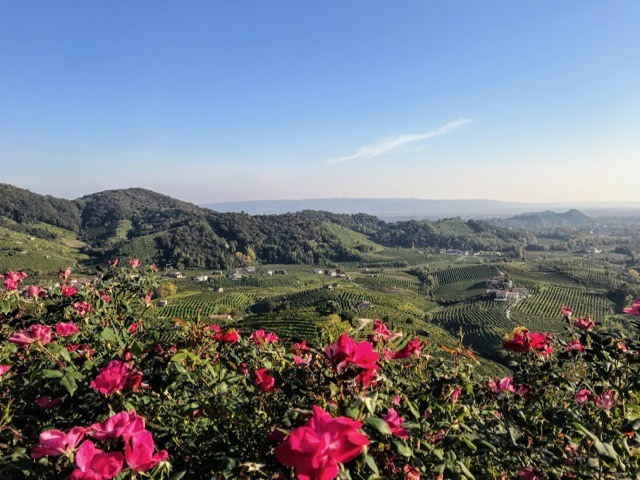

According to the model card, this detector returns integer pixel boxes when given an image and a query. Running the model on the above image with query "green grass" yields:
[432,279,487,302]
[323,222,384,253]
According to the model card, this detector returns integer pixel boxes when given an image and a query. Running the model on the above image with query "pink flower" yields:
[35,396,61,409]
[293,354,312,365]
[394,338,423,359]
[574,316,594,331]
[9,324,52,348]
[488,377,516,395]
[515,384,533,397]
[2,270,27,290]
[129,258,142,268]
[210,325,240,343]
[504,327,553,357]
[450,386,463,403]
[595,389,615,411]
[0,365,10,376]
[143,289,153,306]
[518,468,538,480]
[90,360,137,395]
[368,319,391,342]
[355,368,377,388]
[250,329,279,345]
[31,426,85,458]
[58,267,72,280]
[24,285,45,299]
[382,408,409,439]
[392,395,401,406]
[254,368,275,392]
[69,440,124,480]
[124,429,169,472]
[61,285,77,297]
[100,292,110,302]
[623,299,640,316]
[56,322,80,337]
[128,322,138,334]
[73,301,92,316]
[325,334,379,372]
[575,389,592,404]
[561,304,573,319]
[404,464,421,480]
[383,348,395,361]
[566,340,584,353]
[149,263,159,272]
[109,259,118,268]
[88,410,145,441]
[291,340,309,352]
[275,405,369,480]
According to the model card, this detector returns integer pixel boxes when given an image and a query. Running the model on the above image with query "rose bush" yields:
[0,264,639,478]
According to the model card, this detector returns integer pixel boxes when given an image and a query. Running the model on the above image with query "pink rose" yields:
[250,329,279,345]
[128,258,142,268]
[56,322,80,337]
[88,410,146,441]
[254,368,275,392]
[394,338,424,359]
[574,316,594,331]
[595,389,615,411]
[575,389,592,404]
[69,440,124,480]
[90,360,138,396]
[368,319,391,342]
[623,299,640,316]
[31,427,85,458]
[382,408,409,439]
[73,301,92,316]
[325,334,379,372]
[61,285,77,297]
[124,429,169,472]
[275,406,369,480]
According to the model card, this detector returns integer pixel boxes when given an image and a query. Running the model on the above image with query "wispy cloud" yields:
[326,118,472,166]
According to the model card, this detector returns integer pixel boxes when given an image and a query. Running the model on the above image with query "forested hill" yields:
[0,184,532,270]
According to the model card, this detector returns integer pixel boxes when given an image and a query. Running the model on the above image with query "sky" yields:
[1,1,639,204]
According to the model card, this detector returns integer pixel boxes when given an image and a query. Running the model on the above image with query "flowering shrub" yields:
[1,265,640,478]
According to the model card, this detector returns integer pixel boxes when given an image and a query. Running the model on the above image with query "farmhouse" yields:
[313,268,324,274]
[228,271,243,280]
[194,275,208,282]
[210,314,233,320]
[274,269,287,275]
[486,275,512,289]
[356,300,373,309]
[245,266,256,273]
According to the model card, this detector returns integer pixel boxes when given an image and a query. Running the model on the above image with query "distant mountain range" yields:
[203,198,640,220]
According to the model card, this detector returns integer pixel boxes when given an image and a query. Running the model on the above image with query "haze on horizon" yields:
[1,1,638,205]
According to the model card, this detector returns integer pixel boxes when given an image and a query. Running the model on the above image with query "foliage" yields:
[0,264,640,479]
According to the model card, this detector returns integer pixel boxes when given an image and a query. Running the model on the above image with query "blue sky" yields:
[1,1,638,203]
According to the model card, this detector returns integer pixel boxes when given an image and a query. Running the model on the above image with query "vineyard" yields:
[430,264,501,285]
[431,301,512,359]
[158,292,258,319]
[512,285,615,322]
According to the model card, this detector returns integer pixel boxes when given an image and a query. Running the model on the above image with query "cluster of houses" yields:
[485,274,530,302]
[313,268,349,279]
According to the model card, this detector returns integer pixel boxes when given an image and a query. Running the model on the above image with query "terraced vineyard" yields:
[430,264,501,285]
[234,308,323,342]
[431,301,512,359]
[355,274,419,290]
[158,292,258,319]
[512,285,615,322]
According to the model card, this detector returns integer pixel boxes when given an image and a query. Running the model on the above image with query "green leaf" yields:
[457,461,476,480]
[364,454,379,475]
[364,417,391,436]
[393,440,413,458]
[169,471,187,480]
[60,372,78,396]
[42,369,63,378]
